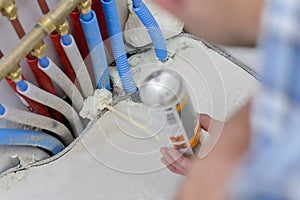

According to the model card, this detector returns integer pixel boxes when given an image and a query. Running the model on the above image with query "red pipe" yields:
[1,50,50,117]
[10,16,56,93]
[69,10,95,85]
[5,15,70,124]
[37,0,50,14]
[91,0,113,60]
[36,0,77,85]
[5,77,51,117]
[10,18,26,39]
[26,56,67,123]
[9,16,65,121]
[0,50,50,117]
[10,14,57,90]
[50,31,77,83]
[26,56,57,96]
[92,0,110,42]
[69,10,90,60]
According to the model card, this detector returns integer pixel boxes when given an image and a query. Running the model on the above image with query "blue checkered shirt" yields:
[233,0,300,199]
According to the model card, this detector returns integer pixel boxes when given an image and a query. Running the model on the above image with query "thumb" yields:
[198,114,211,131]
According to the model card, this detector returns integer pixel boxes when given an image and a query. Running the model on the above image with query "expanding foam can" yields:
[140,69,206,156]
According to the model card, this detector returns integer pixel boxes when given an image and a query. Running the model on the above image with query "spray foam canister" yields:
[140,69,208,156]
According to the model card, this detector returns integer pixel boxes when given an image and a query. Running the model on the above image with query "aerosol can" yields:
[140,69,208,156]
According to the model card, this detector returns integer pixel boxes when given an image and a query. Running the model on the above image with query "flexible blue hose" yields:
[0,104,5,115]
[132,0,142,8]
[102,0,137,93]
[80,10,110,90]
[132,0,168,62]
[38,56,50,68]
[0,129,65,155]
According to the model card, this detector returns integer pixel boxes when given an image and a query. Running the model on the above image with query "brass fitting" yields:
[0,0,4,9]
[0,0,84,81]
[77,0,92,14]
[1,0,17,20]
[57,19,69,36]
[6,64,22,82]
[31,42,46,59]
[38,16,57,34]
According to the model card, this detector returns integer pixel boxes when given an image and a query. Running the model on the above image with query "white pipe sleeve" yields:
[0,146,50,174]
[38,58,84,113]
[0,156,20,174]
[17,81,83,137]
[61,35,94,98]
[0,104,73,145]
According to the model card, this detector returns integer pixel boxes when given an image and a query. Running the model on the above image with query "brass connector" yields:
[57,19,69,36]
[38,15,57,34]
[77,0,92,14]
[0,0,4,10]
[1,0,17,20]
[0,0,84,81]
[31,42,46,59]
[6,64,22,82]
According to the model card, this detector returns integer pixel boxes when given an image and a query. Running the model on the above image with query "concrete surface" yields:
[0,38,259,199]
[0,1,261,199]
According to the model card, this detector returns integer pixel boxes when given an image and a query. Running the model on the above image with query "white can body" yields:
[140,69,202,156]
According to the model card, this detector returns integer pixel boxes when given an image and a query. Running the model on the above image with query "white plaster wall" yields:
[0,1,260,196]
[0,37,259,199]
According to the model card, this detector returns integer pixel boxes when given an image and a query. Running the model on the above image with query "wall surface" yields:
[0,36,259,199]
[0,1,260,199]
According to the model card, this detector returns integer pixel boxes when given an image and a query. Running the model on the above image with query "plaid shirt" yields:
[233,0,300,199]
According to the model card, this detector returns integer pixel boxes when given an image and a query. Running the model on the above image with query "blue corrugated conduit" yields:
[80,10,110,90]
[131,0,168,62]
[0,129,65,155]
[102,0,137,93]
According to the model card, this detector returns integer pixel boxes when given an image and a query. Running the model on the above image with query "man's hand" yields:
[160,147,192,176]
[160,114,214,176]
[177,103,251,200]
[160,102,251,199]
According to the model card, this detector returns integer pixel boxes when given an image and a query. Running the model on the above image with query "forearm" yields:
[186,0,263,46]
[222,101,252,153]
[177,101,252,200]
[152,0,263,46]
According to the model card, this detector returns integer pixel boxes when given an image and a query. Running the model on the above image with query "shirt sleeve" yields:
[231,0,300,199]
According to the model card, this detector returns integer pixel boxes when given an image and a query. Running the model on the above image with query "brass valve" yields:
[31,42,46,59]
[57,19,69,36]
[77,0,92,14]
[1,0,17,20]
[6,64,22,82]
